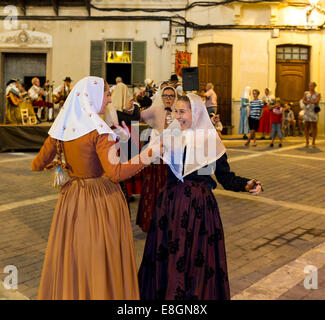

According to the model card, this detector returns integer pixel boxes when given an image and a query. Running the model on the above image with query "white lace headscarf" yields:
[48,76,118,141]
[141,86,177,134]
[240,86,251,100]
[162,93,226,181]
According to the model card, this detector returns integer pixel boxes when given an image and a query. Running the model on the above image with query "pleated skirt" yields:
[38,177,139,300]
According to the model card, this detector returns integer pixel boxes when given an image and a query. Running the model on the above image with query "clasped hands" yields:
[245,179,263,196]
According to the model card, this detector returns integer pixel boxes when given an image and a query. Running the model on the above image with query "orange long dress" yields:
[32,130,148,300]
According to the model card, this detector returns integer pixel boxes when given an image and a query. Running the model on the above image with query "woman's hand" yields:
[113,121,130,141]
[245,179,263,195]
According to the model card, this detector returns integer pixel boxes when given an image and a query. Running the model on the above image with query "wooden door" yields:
[276,46,310,117]
[198,43,232,126]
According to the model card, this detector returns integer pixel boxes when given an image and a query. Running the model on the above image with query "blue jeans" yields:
[271,123,283,139]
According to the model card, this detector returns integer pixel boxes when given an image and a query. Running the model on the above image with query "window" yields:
[106,40,132,63]
[90,40,146,86]
[276,46,309,61]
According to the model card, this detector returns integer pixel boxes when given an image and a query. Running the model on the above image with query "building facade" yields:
[0,0,324,133]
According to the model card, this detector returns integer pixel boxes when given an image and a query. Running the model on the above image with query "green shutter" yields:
[90,40,104,77]
[132,41,146,85]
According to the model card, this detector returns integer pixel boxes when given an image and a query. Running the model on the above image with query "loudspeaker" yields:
[182,67,199,91]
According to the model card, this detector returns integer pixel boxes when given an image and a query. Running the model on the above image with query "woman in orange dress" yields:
[32,76,161,300]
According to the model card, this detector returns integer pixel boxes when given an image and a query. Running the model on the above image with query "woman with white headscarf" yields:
[239,86,251,139]
[31,76,161,300]
[136,85,177,232]
[138,93,262,300]
[151,81,168,103]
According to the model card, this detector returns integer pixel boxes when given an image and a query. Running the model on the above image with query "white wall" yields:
[1,1,325,133]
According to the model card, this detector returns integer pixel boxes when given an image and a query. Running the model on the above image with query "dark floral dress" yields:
[138,153,249,300]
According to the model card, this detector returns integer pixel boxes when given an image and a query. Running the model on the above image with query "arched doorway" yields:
[276,45,310,117]
[198,43,232,126]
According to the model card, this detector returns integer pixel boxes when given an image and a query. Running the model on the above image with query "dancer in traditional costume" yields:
[32,76,161,300]
[138,93,262,300]
[117,98,143,200]
[104,94,143,205]
[136,86,177,232]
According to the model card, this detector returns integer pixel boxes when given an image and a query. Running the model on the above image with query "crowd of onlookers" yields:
[111,75,322,147]
[239,83,321,148]
[109,76,224,138]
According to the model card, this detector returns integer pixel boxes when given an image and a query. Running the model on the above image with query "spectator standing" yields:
[245,89,264,147]
[169,74,183,97]
[302,82,321,147]
[258,88,274,139]
[239,86,251,139]
[269,98,285,147]
[284,103,296,136]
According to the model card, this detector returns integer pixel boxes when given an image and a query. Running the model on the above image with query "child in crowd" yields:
[245,89,264,147]
[210,113,223,139]
[284,102,296,136]
[269,98,285,147]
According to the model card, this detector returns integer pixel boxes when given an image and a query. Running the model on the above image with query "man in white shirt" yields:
[28,77,48,122]
[110,76,123,94]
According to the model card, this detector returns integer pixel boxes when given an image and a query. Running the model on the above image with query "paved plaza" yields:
[1,136,325,300]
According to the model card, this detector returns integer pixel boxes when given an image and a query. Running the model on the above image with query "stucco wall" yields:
[0,1,324,132]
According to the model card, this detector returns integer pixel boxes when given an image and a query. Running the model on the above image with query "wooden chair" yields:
[20,109,29,125]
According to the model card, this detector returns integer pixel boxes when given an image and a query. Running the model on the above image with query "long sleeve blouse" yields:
[167,152,249,192]
[31,130,150,183]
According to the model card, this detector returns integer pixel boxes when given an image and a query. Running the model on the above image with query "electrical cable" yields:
[1,0,324,31]
[90,0,281,13]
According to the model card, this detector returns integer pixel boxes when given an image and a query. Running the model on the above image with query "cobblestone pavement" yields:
[1,136,325,300]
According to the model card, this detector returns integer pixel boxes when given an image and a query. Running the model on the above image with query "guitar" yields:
[8,92,22,106]
[53,86,71,107]
[53,93,66,107]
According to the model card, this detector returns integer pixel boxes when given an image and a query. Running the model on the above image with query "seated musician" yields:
[28,77,48,123]
[53,76,73,109]
[4,78,22,124]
